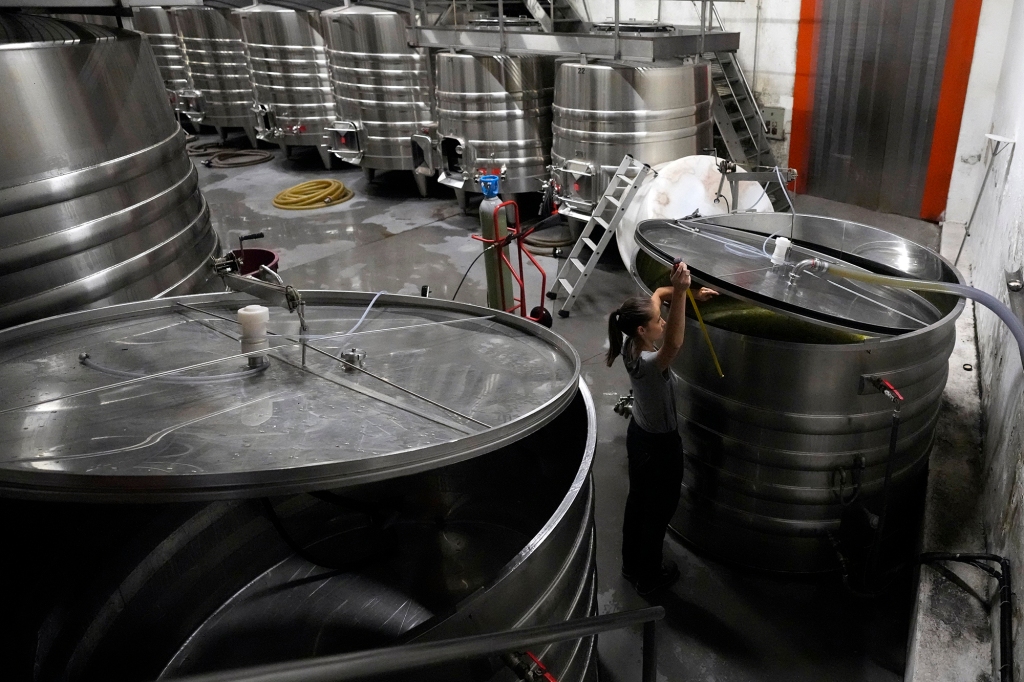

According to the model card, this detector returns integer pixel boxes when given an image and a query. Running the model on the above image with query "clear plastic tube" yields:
[81,355,269,383]
[331,290,386,356]
[824,262,1024,368]
[81,293,387,386]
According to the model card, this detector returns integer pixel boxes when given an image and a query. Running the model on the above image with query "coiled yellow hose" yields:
[272,180,354,210]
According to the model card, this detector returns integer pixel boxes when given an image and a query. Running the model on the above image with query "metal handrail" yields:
[160,607,666,682]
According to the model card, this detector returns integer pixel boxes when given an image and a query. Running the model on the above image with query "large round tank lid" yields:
[635,218,944,336]
[0,13,120,46]
[0,292,579,501]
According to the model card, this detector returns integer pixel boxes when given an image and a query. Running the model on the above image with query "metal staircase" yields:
[698,0,791,212]
[548,155,653,317]
[709,52,772,167]
[708,51,790,211]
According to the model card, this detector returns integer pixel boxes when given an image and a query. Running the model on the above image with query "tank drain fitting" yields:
[788,257,830,285]
[238,304,270,368]
[340,348,366,372]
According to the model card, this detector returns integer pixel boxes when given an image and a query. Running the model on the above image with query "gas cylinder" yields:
[478,175,515,310]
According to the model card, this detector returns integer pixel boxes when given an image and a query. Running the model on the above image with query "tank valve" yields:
[238,305,270,368]
[613,391,634,419]
[788,258,829,285]
[341,348,365,372]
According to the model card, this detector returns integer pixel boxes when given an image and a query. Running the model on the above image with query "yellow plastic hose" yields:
[272,179,354,210]
[686,288,725,378]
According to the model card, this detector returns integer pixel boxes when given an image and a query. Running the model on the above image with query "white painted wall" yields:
[955,0,1024,676]
[579,0,802,165]
[942,0,1013,226]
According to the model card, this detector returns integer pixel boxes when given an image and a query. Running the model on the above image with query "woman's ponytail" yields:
[606,296,653,367]
[606,311,623,366]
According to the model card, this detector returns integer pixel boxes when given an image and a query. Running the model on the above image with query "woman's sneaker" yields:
[622,560,679,596]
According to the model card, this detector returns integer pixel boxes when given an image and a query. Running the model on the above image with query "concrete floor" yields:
[195,140,947,682]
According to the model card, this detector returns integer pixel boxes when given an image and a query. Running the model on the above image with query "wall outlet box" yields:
[763,106,786,141]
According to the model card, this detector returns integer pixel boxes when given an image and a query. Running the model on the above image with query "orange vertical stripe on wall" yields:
[789,0,821,195]
[920,0,985,222]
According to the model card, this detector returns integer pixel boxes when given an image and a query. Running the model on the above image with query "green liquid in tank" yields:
[636,253,871,345]
[691,297,869,344]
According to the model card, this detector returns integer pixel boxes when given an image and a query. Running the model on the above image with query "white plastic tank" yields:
[616,155,774,270]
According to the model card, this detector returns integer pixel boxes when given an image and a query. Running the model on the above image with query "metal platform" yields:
[409,26,740,61]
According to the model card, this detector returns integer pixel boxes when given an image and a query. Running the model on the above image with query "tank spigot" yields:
[788,258,829,285]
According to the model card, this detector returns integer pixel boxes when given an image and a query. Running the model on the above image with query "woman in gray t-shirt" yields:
[606,261,716,596]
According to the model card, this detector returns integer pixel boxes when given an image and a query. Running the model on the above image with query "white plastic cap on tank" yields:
[238,304,270,364]
[771,237,792,265]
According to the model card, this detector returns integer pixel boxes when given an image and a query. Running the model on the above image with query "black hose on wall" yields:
[919,552,1014,682]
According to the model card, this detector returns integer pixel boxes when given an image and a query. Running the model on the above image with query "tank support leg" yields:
[317,146,336,171]
[413,171,429,198]
[242,126,258,149]
[455,188,469,214]
[363,167,376,183]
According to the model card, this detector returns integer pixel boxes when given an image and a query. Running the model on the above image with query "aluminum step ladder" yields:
[707,51,789,212]
[548,155,653,317]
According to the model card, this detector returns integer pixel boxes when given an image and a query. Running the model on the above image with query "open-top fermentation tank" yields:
[132,6,190,109]
[632,213,963,573]
[551,57,713,219]
[436,51,555,208]
[0,14,218,330]
[321,5,436,196]
[1,292,597,681]
[172,6,255,142]
[236,4,337,169]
